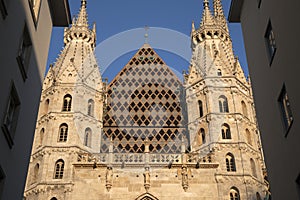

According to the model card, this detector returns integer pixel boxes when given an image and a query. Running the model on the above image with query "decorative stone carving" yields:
[105,166,113,192]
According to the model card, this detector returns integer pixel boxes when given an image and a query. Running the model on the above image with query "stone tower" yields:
[185,0,267,199]
[24,0,104,199]
[24,0,268,199]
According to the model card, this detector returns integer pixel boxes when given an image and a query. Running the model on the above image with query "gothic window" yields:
[43,99,49,115]
[219,95,229,113]
[265,20,276,64]
[33,163,39,183]
[226,153,236,172]
[245,129,252,145]
[84,128,92,147]
[39,128,44,146]
[256,192,262,200]
[62,94,72,111]
[250,158,257,178]
[278,84,293,135]
[198,100,204,117]
[222,123,231,139]
[229,187,240,200]
[217,69,222,76]
[201,128,206,144]
[54,159,64,179]
[2,82,20,148]
[58,124,68,142]
[241,101,248,118]
[87,99,94,116]
[16,24,32,81]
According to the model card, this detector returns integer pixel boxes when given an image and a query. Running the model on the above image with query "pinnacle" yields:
[200,0,215,27]
[75,0,89,27]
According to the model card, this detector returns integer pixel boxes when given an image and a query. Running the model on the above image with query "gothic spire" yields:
[75,0,89,27]
[213,0,229,32]
[200,0,215,27]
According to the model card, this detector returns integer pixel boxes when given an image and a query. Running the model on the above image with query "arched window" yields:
[84,128,92,147]
[245,129,252,145]
[226,153,236,172]
[50,198,58,200]
[241,101,248,117]
[229,187,240,200]
[62,94,72,111]
[58,123,68,142]
[250,158,257,178]
[198,100,204,117]
[201,128,206,144]
[54,159,64,179]
[256,192,262,200]
[39,128,44,146]
[222,123,231,139]
[217,69,222,76]
[219,95,229,113]
[44,99,49,115]
[33,163,39,183]
[87,99,94,116]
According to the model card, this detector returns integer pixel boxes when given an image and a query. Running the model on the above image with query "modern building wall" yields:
[0,0,70,199]
[229,0,300,199]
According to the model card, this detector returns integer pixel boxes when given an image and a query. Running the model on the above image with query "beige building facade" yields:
[24,0,268,199]
[0,0,70,199]
[229,0,300,199]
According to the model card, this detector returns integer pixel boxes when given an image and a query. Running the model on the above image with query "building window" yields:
[219,95,229,113]
[278,84,293,135]
[58,124,68,142]
[241,101,248,118]
[256,192,262,200]
[222,123,231,139]
[0,0,8,19]
[62,94,72,111]
[217,69,222,76]
[50,198,58,200]
[257,0,262,8]
[250,158,257,178]
[198,100,203,117]
[0,166,5,198]
[201,128,206,144]
[54,159,64,179]
[265,20,276,64]
[229,187,240,200]
[33,163,39,183]
[84,128,92,147]
[16,24,32,81]
[39,128,44,146]
[43,99,49,115]
[1,83,20,148]
[226,153,236,172]
[87,99,94,116]
[245,129,252,145]
[28,0,41,25]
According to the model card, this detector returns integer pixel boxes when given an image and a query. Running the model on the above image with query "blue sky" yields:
[47,0,247,82]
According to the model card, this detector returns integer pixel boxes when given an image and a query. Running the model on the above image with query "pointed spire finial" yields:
[191,21,195,32]
[200,0,215,27]
[81,0,87,7]
[144,25,149,44]
[75,0,88,26]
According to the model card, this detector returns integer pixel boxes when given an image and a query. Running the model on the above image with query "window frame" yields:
[54,159,64,179]
[16,24,32,81]
[1,82,21,148]
[278,84,293,137]
[226,153,236,172]
[198,100,204,117]
[265,20,276,65]
[0,0,8,19]
[58,123,68,142]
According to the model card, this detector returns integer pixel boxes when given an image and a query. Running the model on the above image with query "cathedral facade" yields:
[24,0,268,199]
